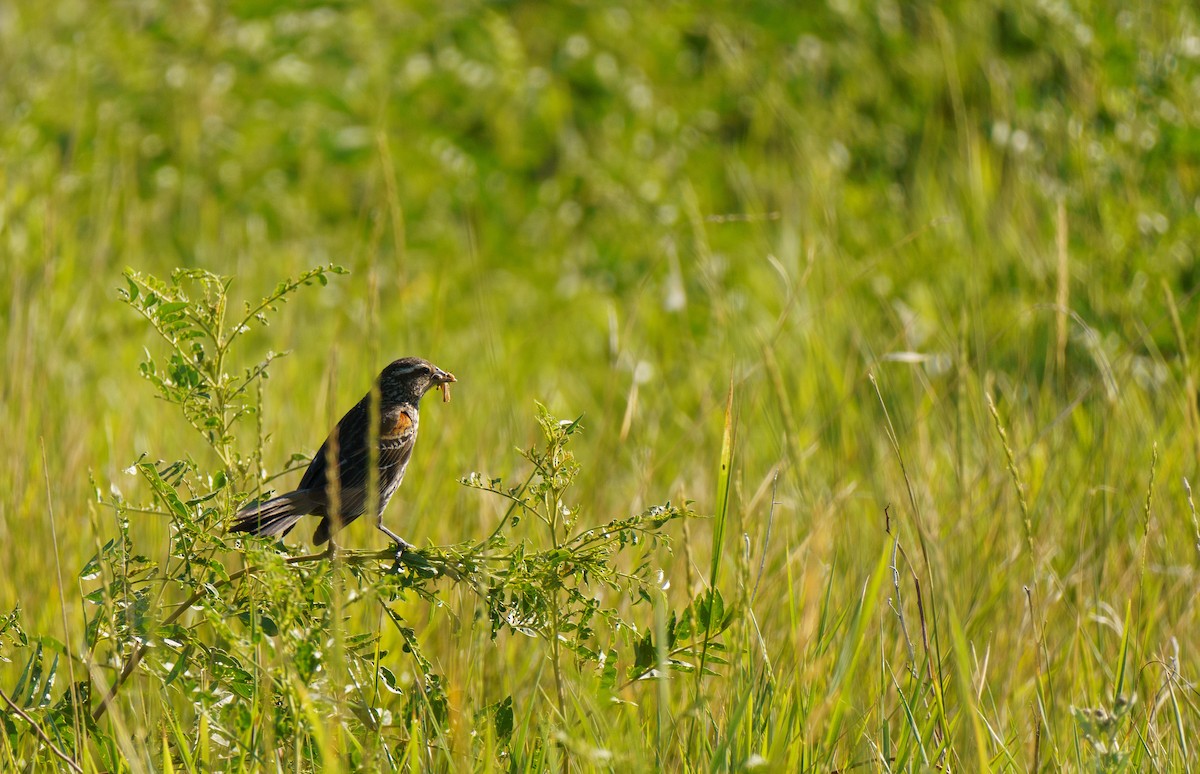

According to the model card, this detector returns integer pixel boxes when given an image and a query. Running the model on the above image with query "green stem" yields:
[90,548,438,722]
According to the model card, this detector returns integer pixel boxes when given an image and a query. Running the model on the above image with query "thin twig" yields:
[471,468,538,551]
[0,686,85,774]
[885,506,917,672]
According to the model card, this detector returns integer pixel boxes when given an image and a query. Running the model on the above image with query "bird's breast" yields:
[381,407,418,441]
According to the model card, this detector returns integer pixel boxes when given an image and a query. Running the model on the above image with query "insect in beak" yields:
[435,369,457,403]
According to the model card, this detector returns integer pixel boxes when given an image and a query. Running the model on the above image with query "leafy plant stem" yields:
[0,686,84,774]
[90,547,427,722]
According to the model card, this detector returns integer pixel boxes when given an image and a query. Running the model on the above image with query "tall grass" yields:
[4,0,1200,770]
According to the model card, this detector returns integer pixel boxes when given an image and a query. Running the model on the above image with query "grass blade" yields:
[698,375,737,689]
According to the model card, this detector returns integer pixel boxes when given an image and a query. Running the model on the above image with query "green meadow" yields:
[4,1,1200,770]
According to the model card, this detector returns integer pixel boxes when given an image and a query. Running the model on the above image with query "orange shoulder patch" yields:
[382,411,413,440]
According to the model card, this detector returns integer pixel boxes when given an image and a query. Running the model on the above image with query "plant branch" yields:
[0,686,84,774]
[90,546,453,722]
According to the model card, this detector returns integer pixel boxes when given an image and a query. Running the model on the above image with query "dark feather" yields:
[229,356,452,547]
[229,490,317,538]
[293,399,418,543]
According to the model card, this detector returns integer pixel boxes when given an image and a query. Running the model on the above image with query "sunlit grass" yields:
[4,0,1200,770]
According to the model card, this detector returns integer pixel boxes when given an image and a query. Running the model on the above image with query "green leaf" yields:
[599,648,619,690]
[630,630,655,678]
[135,459,191,522]
[379,666,404,695]
[493,696,514,742]
[14,643,55,707]
[698,376,736,685]
[165,644,193,686]
[79,544,110,581]
[1114,598,1132,699]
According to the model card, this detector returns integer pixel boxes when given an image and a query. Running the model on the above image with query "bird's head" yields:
[379,357,456,405]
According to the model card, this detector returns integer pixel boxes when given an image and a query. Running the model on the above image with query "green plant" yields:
[0,267,728,771]
[463,406,734,711]
[1072,696,1137,771]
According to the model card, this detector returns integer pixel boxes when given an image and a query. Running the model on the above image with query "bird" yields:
[230,356,456,550]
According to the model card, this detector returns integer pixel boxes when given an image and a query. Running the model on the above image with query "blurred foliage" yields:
[3,0,1200,770]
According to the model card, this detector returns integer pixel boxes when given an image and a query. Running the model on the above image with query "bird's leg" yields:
[379,523,412,571]
[324,537,339,561]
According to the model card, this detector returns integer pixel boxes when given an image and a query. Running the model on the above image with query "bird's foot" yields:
[377,523,413,572]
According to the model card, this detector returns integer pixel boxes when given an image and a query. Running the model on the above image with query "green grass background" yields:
[4,0,1200,769]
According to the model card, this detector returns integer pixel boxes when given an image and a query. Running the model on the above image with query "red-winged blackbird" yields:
[230,357,456,549]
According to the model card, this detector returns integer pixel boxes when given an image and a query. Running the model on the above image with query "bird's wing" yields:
[298,399,416,496]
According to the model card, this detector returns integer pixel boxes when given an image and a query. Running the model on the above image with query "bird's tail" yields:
[229,490,316,538]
